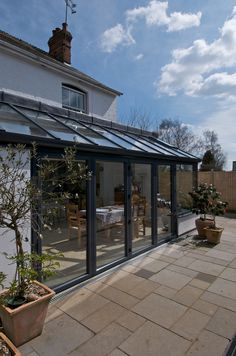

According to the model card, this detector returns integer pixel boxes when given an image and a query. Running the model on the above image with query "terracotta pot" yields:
[0,280,55,347]
[195,218,214,238]
[205,227,223,244]
[0,332,21,355]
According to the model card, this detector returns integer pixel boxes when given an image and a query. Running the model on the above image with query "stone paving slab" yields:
[70,323,131,356]
[189,278,211,290]
[19,217,236,356]
[187,260,226,276]
[104,271,145,293]
[80,301,126,333]
[119,321,191,356]
[186,329,229,356]
[200,290,236,312]
[154,285,177,299]
[29,313,94,356]
[90,284,140,309]
[171,308,210,341]
[116,311,146,332]
[205,249,236,261]
[207,278,236,300]
[134,268,156,279]
[58,289,110,321]
[166,264,199,278]
[173,255,197,267]
[172,285,204,307]
[195,272,218,283]
[229,258,236,268]
[125,278,160,299]
[219,267,236,282]
[205,307,236,339]
[140,259,169,273]
[186,252,229,266]
[149,268,192,290]
[191,299,218,316]
[147,251,176,263]
[132,293,187,328]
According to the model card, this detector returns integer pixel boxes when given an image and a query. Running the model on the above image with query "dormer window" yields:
[62,85,87,113]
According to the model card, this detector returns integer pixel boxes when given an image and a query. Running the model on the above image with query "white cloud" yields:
[100,1,201,53]
[126,1,201,31]
[197,72,236,98]
[100,24,135,53]
[126,1,169,26]
[157,7,236,98]
[167,11,201,32]
[134,53,144,61]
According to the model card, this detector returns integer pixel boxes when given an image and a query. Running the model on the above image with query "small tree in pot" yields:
[0,143,91,346]
[205,185,228,244]
[189,183,215,238]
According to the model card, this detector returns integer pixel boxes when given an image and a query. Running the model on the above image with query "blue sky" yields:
[0,0,236,169]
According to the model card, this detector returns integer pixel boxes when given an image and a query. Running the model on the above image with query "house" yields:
[0,23,121,121]
[0,23,199,292]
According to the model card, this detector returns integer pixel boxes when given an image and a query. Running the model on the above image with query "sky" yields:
[0,0,236,169]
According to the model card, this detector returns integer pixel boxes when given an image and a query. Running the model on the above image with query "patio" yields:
[20,216,236,356]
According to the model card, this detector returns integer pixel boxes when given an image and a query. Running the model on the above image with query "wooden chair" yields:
[66,204,86,243]
[132,195,147,238]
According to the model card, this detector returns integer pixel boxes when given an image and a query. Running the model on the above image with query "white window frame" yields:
[62,85,87,113]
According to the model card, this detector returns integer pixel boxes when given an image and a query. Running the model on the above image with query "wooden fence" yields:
[198,171,236,211]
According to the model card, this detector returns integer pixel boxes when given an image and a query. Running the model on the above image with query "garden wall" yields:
[198,171,236,212]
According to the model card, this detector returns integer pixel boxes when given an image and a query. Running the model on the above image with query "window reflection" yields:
[176,164,193,215]
[0,104,50,137]
[40,159,87,287]
[131,163,152,251]
[158,165,172,240]
[19,109,91,144]
[96,161,125,268]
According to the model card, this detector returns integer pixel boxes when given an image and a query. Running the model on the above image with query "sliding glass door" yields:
[131,163,152,252]
[96,161,125,268]
[40,159,88,287]
[157,165,172,241]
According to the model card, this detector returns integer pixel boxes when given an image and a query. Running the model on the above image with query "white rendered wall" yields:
[0,148,31,286]
[0,48,118,121]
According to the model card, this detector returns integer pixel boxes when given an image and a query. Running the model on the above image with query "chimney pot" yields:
[62,22,68,31]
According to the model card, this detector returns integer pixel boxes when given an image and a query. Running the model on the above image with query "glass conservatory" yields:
[0,92,200,292]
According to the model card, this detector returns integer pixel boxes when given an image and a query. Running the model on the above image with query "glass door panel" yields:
[131,163,152,252]
[96,161,125,268]
[41,159,88,287]
[157,165,172,240]
[176,164,193,215]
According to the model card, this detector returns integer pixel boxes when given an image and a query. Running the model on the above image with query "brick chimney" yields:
[48,23,72,64]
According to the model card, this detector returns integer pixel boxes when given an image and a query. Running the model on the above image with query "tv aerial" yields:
[65,0,77,24]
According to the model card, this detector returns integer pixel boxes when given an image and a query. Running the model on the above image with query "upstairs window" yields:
[62,85,87,113]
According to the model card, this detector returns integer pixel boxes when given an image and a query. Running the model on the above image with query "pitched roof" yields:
[0,91,200,162]
[0,29,122,96]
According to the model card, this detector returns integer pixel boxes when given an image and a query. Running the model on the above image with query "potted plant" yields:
[0,332,21,356]
[0,144,91,346]
[189,183,214,238]
[204,185,228,244]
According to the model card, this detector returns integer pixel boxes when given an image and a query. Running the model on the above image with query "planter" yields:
[0,280,55,347]
[0,332,21,355]
[195,218,214,238]
[204,227,224,244]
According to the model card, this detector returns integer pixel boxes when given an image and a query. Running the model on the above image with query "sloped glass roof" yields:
[0,101,199,161]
